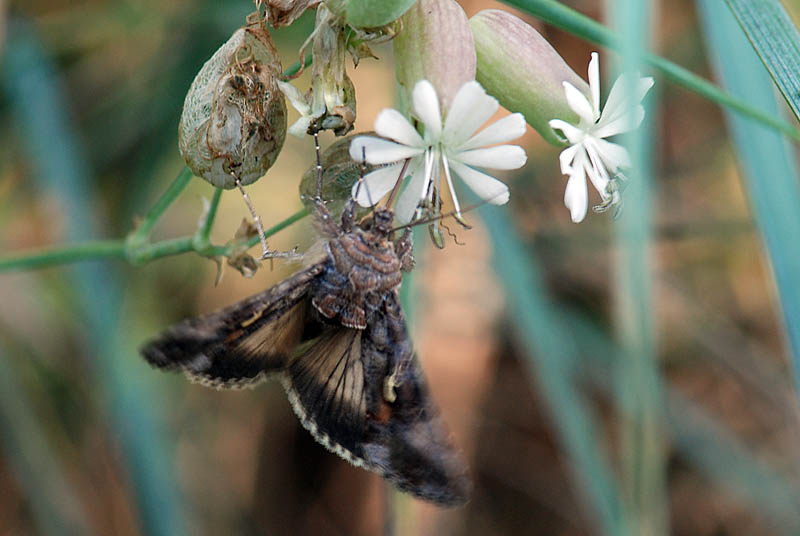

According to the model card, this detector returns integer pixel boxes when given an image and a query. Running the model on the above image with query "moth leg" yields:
[395,229,415,272]
[339,197,356,232]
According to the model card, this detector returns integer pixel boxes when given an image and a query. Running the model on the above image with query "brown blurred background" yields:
[3,0,800,535]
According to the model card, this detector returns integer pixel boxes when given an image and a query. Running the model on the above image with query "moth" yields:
[140,180,471,505]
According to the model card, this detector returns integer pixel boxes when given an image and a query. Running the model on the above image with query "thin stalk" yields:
[0,208,311,272]
[244,206,311,250]
[281,53,313,80]
[193,187,224,250]
[501,0,800,141]
[127,167,194,247]
[0,241,127,271]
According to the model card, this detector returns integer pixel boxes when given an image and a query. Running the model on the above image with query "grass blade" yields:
[697,2,800,395]
[480,206,627,536]
[2,19,187,536]
[725,0,800,123]
[0,343,94,536]
[500,0,800,140]
[565,308,800,530]
[611,0,669,533]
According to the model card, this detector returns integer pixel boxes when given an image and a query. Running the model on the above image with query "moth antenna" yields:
[314,129,323,200]
[385,157,411,209]
[353,145,375,210]
[390,193,501,233]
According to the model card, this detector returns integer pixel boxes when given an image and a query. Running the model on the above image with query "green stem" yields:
[244,206,311,250]
[0,208,311,272]
[193,187,223,250]
[502,0,800,141]
[281,53,313,80]
[127,166,194,246]
[0,241,126,271]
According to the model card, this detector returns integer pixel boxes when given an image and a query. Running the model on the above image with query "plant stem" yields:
[281,53,313,80]
[194,187,224,250]
[0,208,311,272]
[244,206,311,250]
[0,241,126,271]
[127,167,194,247]
[503,0,800,141]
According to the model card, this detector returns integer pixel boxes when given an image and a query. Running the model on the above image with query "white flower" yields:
[349,80,527,223]
[548,52,654,223]
[277,80,322,138]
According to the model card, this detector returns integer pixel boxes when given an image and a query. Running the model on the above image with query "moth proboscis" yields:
[140,183,471,506]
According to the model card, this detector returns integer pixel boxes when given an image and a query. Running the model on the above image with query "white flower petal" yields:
[394,157,430,223]
[351,163,405,207]
[441,154,463,217]
[564,152,589,223]
[349,136,425,165]
[448,160,510,205]
[549,119,585,145]
[277,80,311,115]
[590,137,631,173]
[374,109,425,148]
[593,105,645,139]
[558,143,582,174]
[596,74,653,136]
[460,113,527,150]
[454,145,527,170]
[583,141,610,197]
[588,52,600,120]
[287,116,313,139]
[442,81,499,146]
[412,80,442,140]
[563,81,595,124]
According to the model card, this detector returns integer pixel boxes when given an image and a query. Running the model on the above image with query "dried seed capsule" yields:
[179,24,287,188]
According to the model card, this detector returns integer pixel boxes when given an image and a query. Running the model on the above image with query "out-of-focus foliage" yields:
[3,1,800,535]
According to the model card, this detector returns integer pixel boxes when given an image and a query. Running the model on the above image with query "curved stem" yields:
[193,187,224,251]
[503,0,800,141]
[127,167,194,247]
[0,208,311,272]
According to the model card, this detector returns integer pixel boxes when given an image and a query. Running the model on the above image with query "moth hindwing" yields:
[141,199,471,506]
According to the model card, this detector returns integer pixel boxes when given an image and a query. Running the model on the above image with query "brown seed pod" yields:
[179,23,287,189]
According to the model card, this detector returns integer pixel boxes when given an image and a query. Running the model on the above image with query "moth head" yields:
[372,207,395,237]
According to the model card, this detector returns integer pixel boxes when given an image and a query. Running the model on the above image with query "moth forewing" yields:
[140,263,323,389]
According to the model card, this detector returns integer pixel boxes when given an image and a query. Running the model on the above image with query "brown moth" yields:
[140,162,471,505]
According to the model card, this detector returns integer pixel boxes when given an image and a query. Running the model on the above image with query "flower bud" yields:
[345,0,416,29]
[470,9,587,146]
[299,132,378,216]
[179,23,287,188]
[394,0,476,112]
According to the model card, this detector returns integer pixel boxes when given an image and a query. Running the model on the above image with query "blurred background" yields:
[3,0,800,534]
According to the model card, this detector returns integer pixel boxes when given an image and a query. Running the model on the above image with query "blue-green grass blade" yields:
[0,343,94,536]
[480,206,627,536]
[612,0,669,533]
[2,19,187,536]
[565,308,800,530]
[725,0,800,124]
[697,2,800,395]
[500,0,800,141]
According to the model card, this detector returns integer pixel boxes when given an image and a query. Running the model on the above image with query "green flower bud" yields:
[394,0,476,112]
[179,23,287,188]
[299,133,379,216]
[470,9,587,146]
[346,0,417,29]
